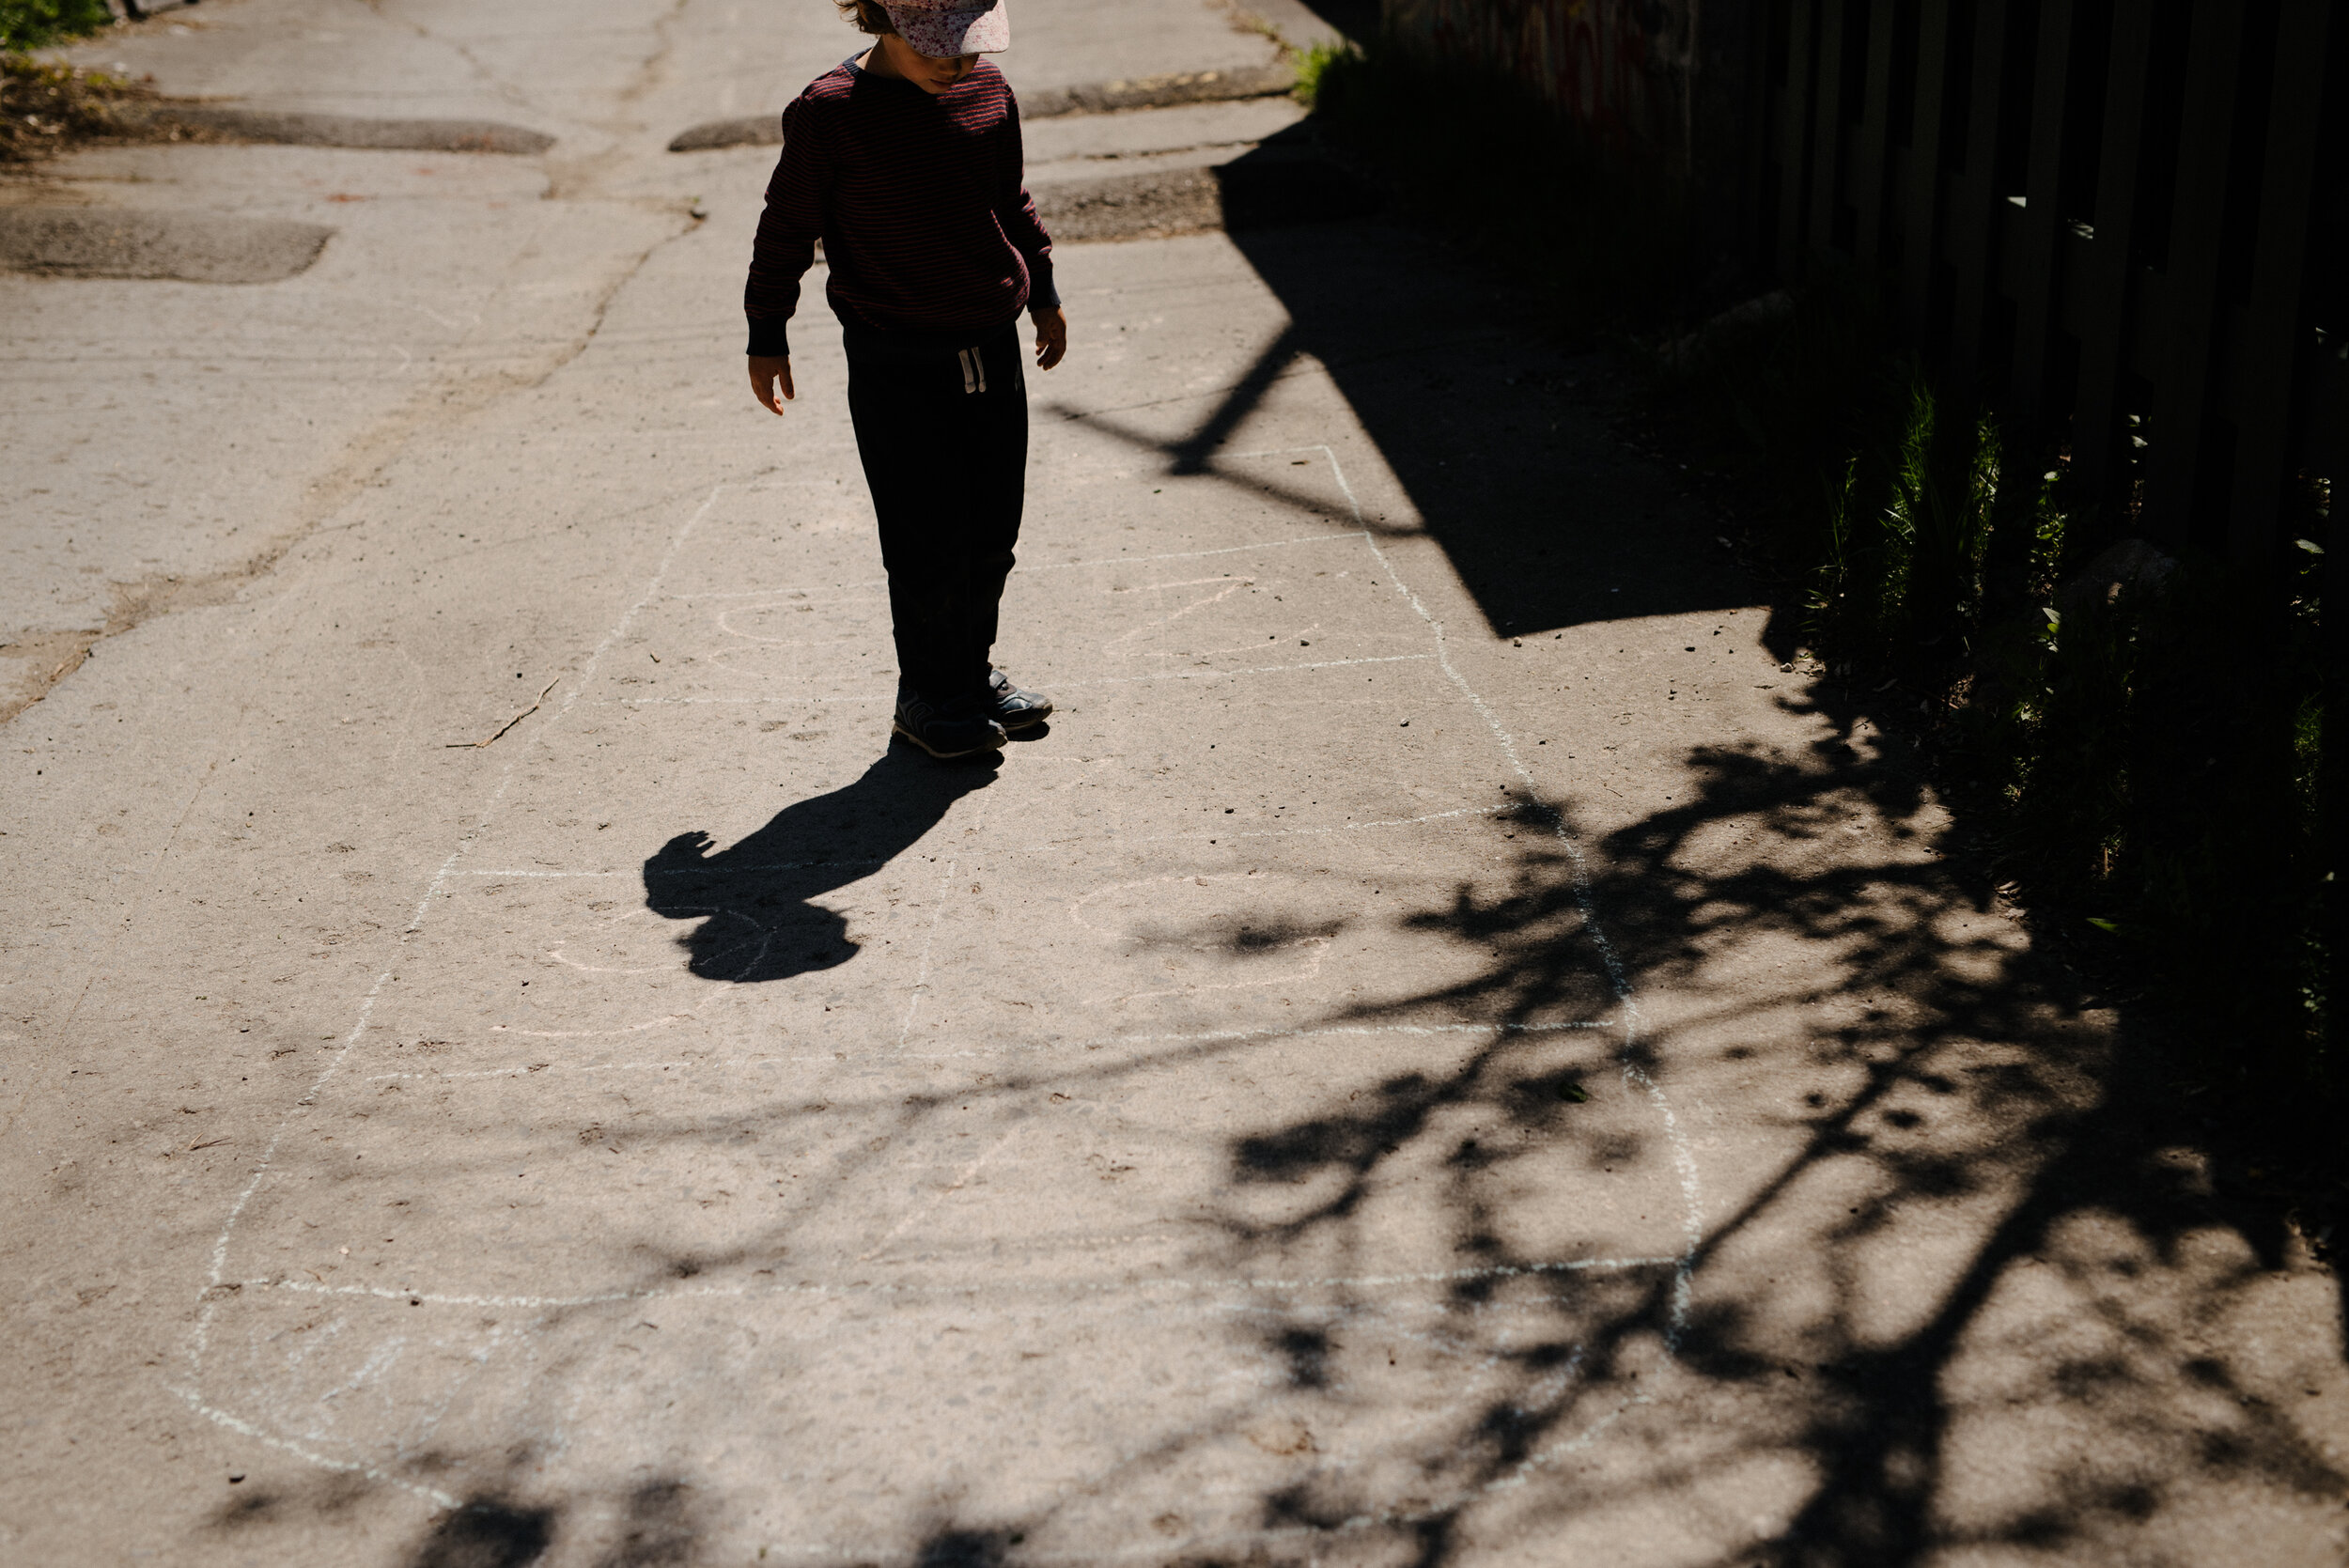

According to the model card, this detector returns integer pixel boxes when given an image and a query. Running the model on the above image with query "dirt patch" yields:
[1022,64,1296,118]
[3,61,553,161]
[1036,166,1226,242]
[0,57,161,162]
[0,568,257,722]
[1036,142,1377,243]
[0,628,101,722]
[0,205,333,281]
[111,103,554,153]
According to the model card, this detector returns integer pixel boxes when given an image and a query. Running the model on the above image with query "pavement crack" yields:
[2,248,665,725]
[524,206,695,387]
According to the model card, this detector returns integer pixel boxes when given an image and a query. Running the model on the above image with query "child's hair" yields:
[835,0,894,34]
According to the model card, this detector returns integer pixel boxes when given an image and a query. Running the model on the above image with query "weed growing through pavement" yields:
[0,54,148,161]
[1301,35,2338,1158]
[1665,278,2334,1126]
[0,0,112,53]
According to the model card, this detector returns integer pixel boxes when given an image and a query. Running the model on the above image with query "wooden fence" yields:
[1379,0,1700,174]
[1756,0,2343,573]
[1379,0,2346,1048]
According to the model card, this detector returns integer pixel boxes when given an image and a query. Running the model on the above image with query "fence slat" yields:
[1807,0,1853,256]
[1951,0,2017,388]
[1725,0,2330,577]
[1851,0,1899,268]
[1899,0,1959,341]
[1777,0,1824,278]
[2225,0,2334,571]
[2139,0,2248,549]
[2066,0,2158,515]
[2007,0,2080,428]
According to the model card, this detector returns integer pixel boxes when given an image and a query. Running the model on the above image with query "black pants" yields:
[846,321,1027,705]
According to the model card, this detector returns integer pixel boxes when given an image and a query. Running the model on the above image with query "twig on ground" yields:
[446,676,558,749]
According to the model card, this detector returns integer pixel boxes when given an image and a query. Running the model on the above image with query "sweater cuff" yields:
[746,318,791,358]
[1027,267,1061,312]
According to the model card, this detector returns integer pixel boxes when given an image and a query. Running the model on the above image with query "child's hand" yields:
[748,355,794,413]
[1031,307,1066,371]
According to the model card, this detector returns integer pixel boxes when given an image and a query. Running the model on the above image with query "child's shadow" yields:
[642,748,998,983]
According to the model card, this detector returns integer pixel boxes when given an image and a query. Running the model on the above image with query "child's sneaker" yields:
[893,691,1006,759]
[988,668,1054,730]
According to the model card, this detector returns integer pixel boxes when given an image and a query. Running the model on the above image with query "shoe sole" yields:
[893,718,1007,759]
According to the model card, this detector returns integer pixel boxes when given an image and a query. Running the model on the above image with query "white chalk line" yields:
[855,1126,1020,1263]
[1074,1018,1615,1049]
[663,529,1368,602]
[599,650,1435,707]
[603,692,891,706]
[432,802,1526,884]
[1057,651,1430,688]
[1092,800,1507,848]
[897,857,956,1046]
[1316,440,1705,1353]
[404,484,724,938]
[342,802,1543,1071]
[188,484,728,1483]
[1023,530,1366,573]
[457,860,889,878]
[359,1017,1618,1083]
[216,1252,1682,1313]
[167,1384,459,1513]
[187,974,391,1403]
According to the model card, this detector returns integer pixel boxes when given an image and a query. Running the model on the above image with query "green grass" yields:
[1290,39,1357,108]
[1,0,114,51]
[1687,290,2334,1105]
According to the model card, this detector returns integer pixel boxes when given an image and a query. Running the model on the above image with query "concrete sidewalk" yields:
[4,3,2345,1566]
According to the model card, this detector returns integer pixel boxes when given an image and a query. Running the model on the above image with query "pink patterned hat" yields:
[881,0,1010,56]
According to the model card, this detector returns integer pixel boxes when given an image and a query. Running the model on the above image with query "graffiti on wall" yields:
[1382,0,1697,172]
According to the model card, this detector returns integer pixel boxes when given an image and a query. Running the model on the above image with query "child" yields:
[744,0,1066,759]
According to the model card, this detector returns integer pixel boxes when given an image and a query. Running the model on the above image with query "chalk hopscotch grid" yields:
[617,526,1421,703]
[179,449,1706,1534]
[177,481,730,1510]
